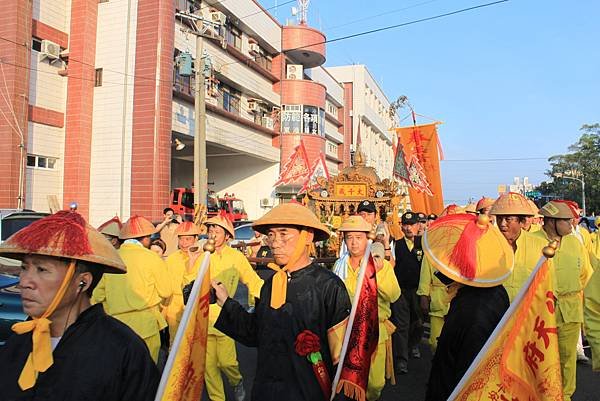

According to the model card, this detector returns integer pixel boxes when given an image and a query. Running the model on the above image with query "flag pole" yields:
[446,254,548,401]
[154,243,214,400]
[330,239,373,400]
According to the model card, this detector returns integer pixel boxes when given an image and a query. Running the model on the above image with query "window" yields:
[31,37,42,52]
[221,85,240,114]
[94,68,103,87]
[26,154,58,170]
[226,26,242,50]
[327,141,338,154]
[326,100,337,117]
[281,105,325,136]
[98,0,109,3]
[281,105,302,133]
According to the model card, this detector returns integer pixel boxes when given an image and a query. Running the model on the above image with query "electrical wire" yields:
[441,157,547,162]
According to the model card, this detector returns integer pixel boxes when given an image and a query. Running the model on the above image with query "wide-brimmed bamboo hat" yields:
[423,214,514,288]
[490,192,534,216]
[253,202,330,242]
[476,197,495,211]
[337,215,372,232]
[527,199,542,218]
[441,204,465,216]
[119,215,156,239]
[539,201,576,219]
[97,216,123,238]
[176,221,201,236]
[206,215,235,238]
[463,203,477,214]
[0,211,126,274]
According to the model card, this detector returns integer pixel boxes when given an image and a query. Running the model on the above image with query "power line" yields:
[441,157,547,162]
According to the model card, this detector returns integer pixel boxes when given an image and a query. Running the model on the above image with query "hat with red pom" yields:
[97,216,123,238]
[0,211,126,274]
[119,215,156,239]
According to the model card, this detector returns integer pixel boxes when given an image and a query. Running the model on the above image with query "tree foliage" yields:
[534,123,600,215]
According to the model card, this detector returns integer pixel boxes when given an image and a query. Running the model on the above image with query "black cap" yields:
[417,212,427,223]
[401,212,418,225]
[427,213,438,221]
[357,200,376,214]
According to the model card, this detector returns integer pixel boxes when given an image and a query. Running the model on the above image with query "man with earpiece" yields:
[0,211,159,400]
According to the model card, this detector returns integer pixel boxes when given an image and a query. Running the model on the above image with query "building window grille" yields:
[226,26,242,50]
[31,37,42,52]
[94,68,103,87]
[26,154,57,170]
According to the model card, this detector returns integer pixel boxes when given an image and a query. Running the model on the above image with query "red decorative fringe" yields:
[553,199,579,218]
[10,211,92,256]
[449,219,487,279]
[126,215,147,236]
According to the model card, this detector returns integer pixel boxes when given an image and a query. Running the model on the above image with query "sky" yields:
[260,0,600,205]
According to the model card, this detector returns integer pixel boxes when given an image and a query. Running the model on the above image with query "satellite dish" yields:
[291,6,298,16]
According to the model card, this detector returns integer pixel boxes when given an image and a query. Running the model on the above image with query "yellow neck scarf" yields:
[267,230,309,309]
[12,260,76,390]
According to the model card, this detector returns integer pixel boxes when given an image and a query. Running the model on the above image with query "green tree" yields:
[534,123,600,215]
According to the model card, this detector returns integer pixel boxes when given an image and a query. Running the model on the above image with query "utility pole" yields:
[175,11,221,208]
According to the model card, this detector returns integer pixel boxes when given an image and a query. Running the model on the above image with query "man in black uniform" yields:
[392,211,425,373]
[0,211,158,401]
[212,202,351,401]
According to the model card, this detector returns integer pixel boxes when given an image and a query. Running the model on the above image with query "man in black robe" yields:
[212,203,351,401]
[0,211,158,401]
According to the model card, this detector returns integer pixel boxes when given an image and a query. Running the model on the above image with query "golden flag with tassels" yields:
[155,249,213,401]
[448,256,563,401]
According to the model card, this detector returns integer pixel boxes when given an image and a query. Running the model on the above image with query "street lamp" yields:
[553,170,586,216]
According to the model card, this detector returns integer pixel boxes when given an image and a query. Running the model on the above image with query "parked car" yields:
[1,210,49,242]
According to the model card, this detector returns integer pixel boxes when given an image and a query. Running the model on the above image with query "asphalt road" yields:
[203,286,599,401]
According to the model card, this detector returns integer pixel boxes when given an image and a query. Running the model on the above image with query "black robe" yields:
[0,304,159,401]
[425,285,509,401]
[215,262,351,401]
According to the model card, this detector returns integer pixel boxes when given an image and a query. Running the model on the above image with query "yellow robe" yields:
[417,256,450,351]
[531,230,593,400]
[342,257,400,401]
[93,242,173,361]
[502,230,549,303]
[163,249,188,344]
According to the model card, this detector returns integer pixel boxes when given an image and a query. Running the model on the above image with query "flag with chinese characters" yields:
[156,268,211,401]
[395,123,444,214]
[274,140,311,187]
[299,151,330,194]
[449,258,563,401]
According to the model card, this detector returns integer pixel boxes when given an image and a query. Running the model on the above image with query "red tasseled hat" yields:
[119,215,156,239]
[0,211,126,273]
[97,216,123,237]
[553,200,580,218]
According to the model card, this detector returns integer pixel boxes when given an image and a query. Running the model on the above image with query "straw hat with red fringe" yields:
[176,221,201,236]
[97,216,122,238]
[0,210,126,274]
[539,201,577,219]
[464,203,477,214]
[119,215,156,239]
[440,204,465,216]
[423,214,514,287]
[476,197,495,212]
[553,200,580,218]
[490,192,534,216]
[205,215,235,238]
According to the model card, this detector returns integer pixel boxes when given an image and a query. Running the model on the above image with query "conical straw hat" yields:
[253,202,330,242]
[119,215,156,239]
[176,221,201,236]
[337,215,371,232]
[205,215,235,238]
[490,192,534,216]
[97,216,122,237]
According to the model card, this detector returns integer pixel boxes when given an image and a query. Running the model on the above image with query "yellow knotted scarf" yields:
[12,260,76,390]
[267,230,309,309]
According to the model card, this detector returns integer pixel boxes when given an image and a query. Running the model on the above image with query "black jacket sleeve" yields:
[214,297,259,347]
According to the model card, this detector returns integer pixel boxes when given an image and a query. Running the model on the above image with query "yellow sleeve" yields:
[150,254,174,301]
[580,244,594,289]
[91,275,106,304]
[417,256,432,297]
[236,251,264,299]
[377,259,401,303]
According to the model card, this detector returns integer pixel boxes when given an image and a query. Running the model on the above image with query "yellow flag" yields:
[156,254,212,401]
[449,258,563,401]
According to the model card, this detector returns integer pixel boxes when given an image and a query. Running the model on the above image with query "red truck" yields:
[169,188,247,222]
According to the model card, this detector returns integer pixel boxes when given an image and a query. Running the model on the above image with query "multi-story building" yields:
[0,0,398,225]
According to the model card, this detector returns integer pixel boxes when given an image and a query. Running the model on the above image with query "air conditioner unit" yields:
[248,43,260,55]
[247,100,259,112]
[211,11,226,25]
[262,116,274,130]
[260,198,273,207]
[286,64,303,80]
[41,40,61,60]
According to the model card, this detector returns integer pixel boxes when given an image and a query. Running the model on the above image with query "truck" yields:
[169,188,248,222]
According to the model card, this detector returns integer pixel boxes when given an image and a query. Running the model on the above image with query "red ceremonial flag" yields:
[274,140,311,187]
[299,151,330,194]
[331,244,379,401]
[448,257,563,401]
[395,123,444,215]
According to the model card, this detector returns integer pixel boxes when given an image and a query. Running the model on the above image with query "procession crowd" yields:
[0,191,599,401]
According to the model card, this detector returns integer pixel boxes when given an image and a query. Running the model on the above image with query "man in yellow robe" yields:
[417,256,449,352]
[490,193,550,302]
[531,201,594,401]
[186,215,263,401]
[335,215,400,401]
[93,215,173,363]
[163,221,200,345]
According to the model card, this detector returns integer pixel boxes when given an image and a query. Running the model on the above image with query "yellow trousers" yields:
[143,332,161,364]
[558,322,580,401]
[205,334,243,401]
[429,315,444,353]
[367,341,386,401]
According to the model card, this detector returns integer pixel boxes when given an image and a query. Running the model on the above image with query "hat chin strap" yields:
[267,230,309,309]
[12,260,76,390]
